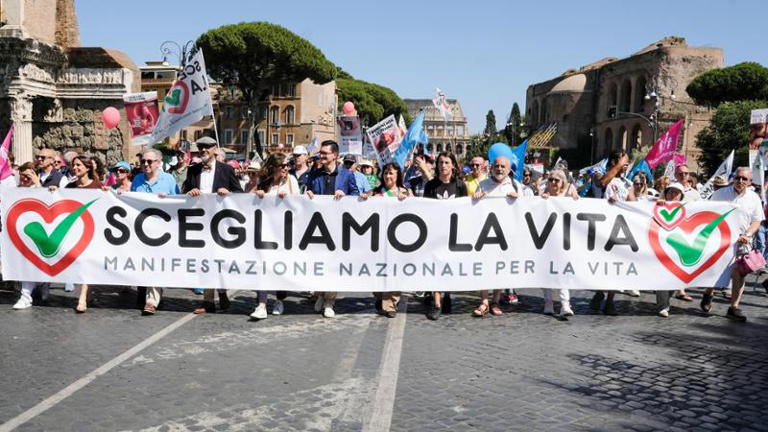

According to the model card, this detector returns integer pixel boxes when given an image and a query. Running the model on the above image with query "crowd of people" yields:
[2,138,765,323]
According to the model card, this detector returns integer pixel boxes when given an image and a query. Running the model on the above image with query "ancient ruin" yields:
[0,0,139,165]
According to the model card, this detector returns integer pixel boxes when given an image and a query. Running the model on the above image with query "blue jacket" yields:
[306,166,360,196]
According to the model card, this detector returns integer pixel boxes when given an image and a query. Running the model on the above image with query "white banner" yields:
[1,189,739,291]
[149,50,214,144]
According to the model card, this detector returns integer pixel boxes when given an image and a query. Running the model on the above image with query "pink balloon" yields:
[342,101,355,115]
[103,107,121,129]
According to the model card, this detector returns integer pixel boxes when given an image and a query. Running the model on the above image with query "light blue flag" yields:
[394,111,427,170]
[510,139,528,181]
[628,159,653,182]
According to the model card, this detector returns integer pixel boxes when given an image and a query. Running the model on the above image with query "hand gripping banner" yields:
[1,188,739,291]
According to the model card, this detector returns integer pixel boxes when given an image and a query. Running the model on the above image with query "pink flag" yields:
[0,125,13,181]
[644,119,684,169]
[674,152,686,166]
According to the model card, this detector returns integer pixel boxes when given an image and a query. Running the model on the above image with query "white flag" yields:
[663,160,676,181]
[150,50,214,145]
[432,88,453,121]
[701,150,734,199]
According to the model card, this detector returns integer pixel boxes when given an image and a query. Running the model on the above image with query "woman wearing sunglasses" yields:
[108,161,133,192]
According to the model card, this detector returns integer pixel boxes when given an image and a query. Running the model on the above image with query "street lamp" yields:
[160,40,195,66]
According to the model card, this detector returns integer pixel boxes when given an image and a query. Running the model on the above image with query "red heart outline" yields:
[648,211,731,283]
[6,198,95,276]
[653,203,687,230]
[166,80,189,114]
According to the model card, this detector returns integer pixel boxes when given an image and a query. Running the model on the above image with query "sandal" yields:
[473,303,489,317]
[675,294,693,302]
[490,303,503,316]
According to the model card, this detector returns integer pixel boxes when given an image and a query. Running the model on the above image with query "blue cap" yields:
[110,161,131,172]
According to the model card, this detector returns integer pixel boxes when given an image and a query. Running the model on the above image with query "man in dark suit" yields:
[182,137,243,314]
[305,140,359,318]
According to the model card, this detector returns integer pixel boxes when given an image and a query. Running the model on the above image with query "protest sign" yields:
[123,92,159,146]
[2,189,739,291]
[337,115,362,155]
[149,50,213,144]
[365,115,402,164]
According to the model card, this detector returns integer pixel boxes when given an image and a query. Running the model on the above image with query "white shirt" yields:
[478,177,533,198]
[265,176,299,196]
[683,187,701,202]
[710,185,765,234]
[604,177,632,202]
[199,161,216,193]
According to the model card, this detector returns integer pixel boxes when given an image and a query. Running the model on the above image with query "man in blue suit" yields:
[305,140,359,318]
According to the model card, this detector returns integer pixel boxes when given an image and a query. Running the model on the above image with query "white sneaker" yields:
[314,296,324,313]
[626,290,641,297]
[658,308,670,318]
[560,303,574,317]
[543,302,554,315]
[272,300,284,315]
[250,304,268,320]
[13,296,33,310]
[323,306,335,318]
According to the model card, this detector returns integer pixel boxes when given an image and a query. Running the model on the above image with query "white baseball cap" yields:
[292,145,308,155]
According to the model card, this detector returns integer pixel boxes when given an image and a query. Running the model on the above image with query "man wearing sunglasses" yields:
[131,148,181,315]
[465,156,487,196]
[35,148,68,188]
[183,137,243,314]
[701,167,764,322]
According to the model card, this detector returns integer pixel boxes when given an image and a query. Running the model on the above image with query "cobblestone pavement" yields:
[1,281,767,431]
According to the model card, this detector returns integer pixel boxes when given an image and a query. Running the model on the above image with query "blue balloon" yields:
[488,142,514,168]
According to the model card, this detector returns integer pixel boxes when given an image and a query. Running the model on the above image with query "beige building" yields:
[404,98,471,157]
[525,37,723,169]
[217,78,337,157]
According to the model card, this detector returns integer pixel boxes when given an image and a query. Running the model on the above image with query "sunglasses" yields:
[470,163,482,167]
[548,178,562,183]
[35,155,51,160]
[734,176,750,181]
[279,163,290,168]
[116,169,130,174]
[140,159,157,165]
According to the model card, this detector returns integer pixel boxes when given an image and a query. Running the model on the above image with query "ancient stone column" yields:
[10,96,33,163]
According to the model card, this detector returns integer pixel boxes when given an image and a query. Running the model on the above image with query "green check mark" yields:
[23,199,97,258]
[165,88,181,106]
[658,203,686,222]
[666,208,735,267]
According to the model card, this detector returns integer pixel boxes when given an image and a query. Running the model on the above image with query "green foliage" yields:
[335,67,354,80]
[504,103,523,145]
[696,100,768,175]
[484,110,497,137]
[686,62,768,107]
[336,78,411,126]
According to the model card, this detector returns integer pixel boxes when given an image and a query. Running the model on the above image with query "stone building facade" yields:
[404,98,471,157]
[525,37,722,170]
[0,0,139,165]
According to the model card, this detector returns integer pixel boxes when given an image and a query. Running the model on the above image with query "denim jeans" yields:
[754,224,768,259]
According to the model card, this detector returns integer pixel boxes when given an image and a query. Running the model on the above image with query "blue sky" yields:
[78,0,765,133]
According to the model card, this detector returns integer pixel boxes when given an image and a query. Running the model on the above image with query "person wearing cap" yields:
[183,137,243,314]
[244,160,262,191]
[171,149,189,189]
[701,167,764,322]
[132,148,181,315]
[290,145,310,189]
[109,161,133,192]
[471,150,533,318]
[305,140,360,318]
[654,182,686,317]
[359,159,378,189]
[343,154,373,194]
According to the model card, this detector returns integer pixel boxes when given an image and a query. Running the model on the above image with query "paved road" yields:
[1,281,767,431]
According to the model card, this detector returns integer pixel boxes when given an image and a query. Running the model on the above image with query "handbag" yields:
[736,248,766,276]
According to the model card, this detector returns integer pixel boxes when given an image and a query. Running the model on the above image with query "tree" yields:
[197,22,337,156]
[484,110,497,138]
[336,78,410,126]
[687,62,768,107]
[696,100,768,175]
[504,102,522,145]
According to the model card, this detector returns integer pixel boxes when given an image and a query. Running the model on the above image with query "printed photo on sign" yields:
[123,92,159,146]
[337,115,362,155]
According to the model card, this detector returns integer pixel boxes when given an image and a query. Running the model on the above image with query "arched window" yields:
[269,106,279,124]
[634,77,646,113]
[426,143,434,153]
[456,144,464,154]
[446,143,452,153]
[285,106,295,124]
[608,82,618,118]
[436,143,443,153]
[630,124,643,150]
[617,125,627,151]
[604,128,613,153]
[531,100,539,125]
[541,99,549,124]
[620,79,632,113]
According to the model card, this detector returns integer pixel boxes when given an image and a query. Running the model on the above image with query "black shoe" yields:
[375,298,383,313]
[423,294,433,309]
[441,293,452,314]
[590,292,605,311]
[762,279,768,294]
[385,310,397,318]
[603,300,618,316]
[426,305,441,320]
[700,292,713,313]
[726,306,747,322]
